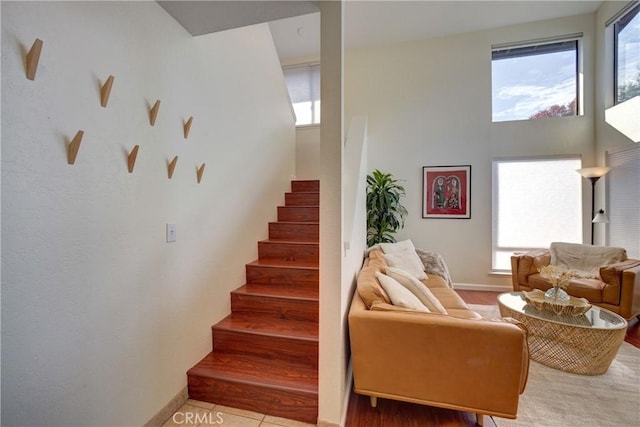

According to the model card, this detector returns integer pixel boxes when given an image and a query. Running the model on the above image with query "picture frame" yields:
[422,165,471,219]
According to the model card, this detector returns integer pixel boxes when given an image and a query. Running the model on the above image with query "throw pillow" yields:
[383,248,428,280]
[375,271,430,312]
[379,239,417,254]
[384,267,447,314]
[415,248,454,287]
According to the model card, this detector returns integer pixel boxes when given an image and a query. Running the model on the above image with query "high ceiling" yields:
[158,1,319,35]
[159,1,604,62]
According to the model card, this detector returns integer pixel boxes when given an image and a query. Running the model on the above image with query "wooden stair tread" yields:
[269,221,319,225]
[247,259,318,269]
[233,283,319,300]
[215,313,318,340]
[259,239,319,245]
[188,353,318,393]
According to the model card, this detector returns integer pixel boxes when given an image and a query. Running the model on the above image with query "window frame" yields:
[613,1,640,105]
[491,34,582,122]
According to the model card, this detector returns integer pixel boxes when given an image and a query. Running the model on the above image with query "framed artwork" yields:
[422,165,471,219]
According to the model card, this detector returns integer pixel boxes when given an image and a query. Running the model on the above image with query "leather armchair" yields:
[511,249,640,320]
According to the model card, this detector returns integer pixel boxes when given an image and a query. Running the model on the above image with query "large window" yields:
[492,36,580,122]
[614,2,640,104]
[283,63,320,126]
[492,156,582,272]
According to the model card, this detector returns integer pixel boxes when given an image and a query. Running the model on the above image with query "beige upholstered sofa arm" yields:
[348,292,529,419]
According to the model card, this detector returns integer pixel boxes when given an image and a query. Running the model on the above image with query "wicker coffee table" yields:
[498,292,627,375]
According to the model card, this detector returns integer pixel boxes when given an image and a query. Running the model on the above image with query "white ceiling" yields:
[270,0,603,61]
[158,1,319,35]
[158,1,604,63]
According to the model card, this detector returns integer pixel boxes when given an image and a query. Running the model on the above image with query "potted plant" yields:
[366,169,408,247]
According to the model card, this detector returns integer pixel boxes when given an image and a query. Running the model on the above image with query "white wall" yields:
[1,2,295,426]
[295,126,321,179]
[318,2,349,426]
[345,13,597,287]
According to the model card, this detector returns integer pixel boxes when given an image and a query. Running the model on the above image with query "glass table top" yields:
[498,292,627,330]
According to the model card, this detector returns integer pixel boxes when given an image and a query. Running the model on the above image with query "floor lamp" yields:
[576,166,611,245]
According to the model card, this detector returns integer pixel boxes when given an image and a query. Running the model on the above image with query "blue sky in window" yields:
[492,50,576,122]
[618,10,640,87]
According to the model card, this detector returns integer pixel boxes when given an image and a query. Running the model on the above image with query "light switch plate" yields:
[166,223,176,242]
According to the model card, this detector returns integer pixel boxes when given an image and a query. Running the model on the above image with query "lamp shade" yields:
[592,209,609,223]
[576,166,611,178]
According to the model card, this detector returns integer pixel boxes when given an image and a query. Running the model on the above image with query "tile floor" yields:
[162,399,316,427]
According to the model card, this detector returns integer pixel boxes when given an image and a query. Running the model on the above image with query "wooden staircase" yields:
[187,180,319,424]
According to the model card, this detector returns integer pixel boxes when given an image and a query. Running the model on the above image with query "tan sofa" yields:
[349,248,530,424]
[511,243,640,320]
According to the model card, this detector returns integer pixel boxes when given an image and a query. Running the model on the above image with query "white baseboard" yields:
[453,282,512,292]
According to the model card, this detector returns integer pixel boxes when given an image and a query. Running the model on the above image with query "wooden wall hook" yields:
[184,116,193,139]
[67,130,84,165]
[26,38,43,80]
[149,100,161,126]
[197,163,205,183]
[168,156,178,179]
[127,145,139,173]
[100,75,114,107]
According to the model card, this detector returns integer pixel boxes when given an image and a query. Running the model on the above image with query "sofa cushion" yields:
[430,288,470,310]
[384,266,447,314]
[369,301,439,316]
[375,271,430,312]
[566,279,606,302]
[356,263,391,309]
[368,248,387,263]
[445,308,483,319]
[383,248,428,280]
[550,242,627,276]
[422,274,449,289]
[529,273,605,302]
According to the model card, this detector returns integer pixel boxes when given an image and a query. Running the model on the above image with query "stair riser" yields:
[291,180,320,193]
[187,375,318,424]
[284,193,319,206]
[269,223,319,242]
[246,265,319,288]
[277,206,319,222]
[213,329,318,368]
[231,293,319,322]
[257,241,319,263]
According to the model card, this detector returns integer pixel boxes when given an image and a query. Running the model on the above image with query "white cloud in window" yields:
[493,78,575,121]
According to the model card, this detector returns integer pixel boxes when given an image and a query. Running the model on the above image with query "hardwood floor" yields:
[344,289,640,427]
